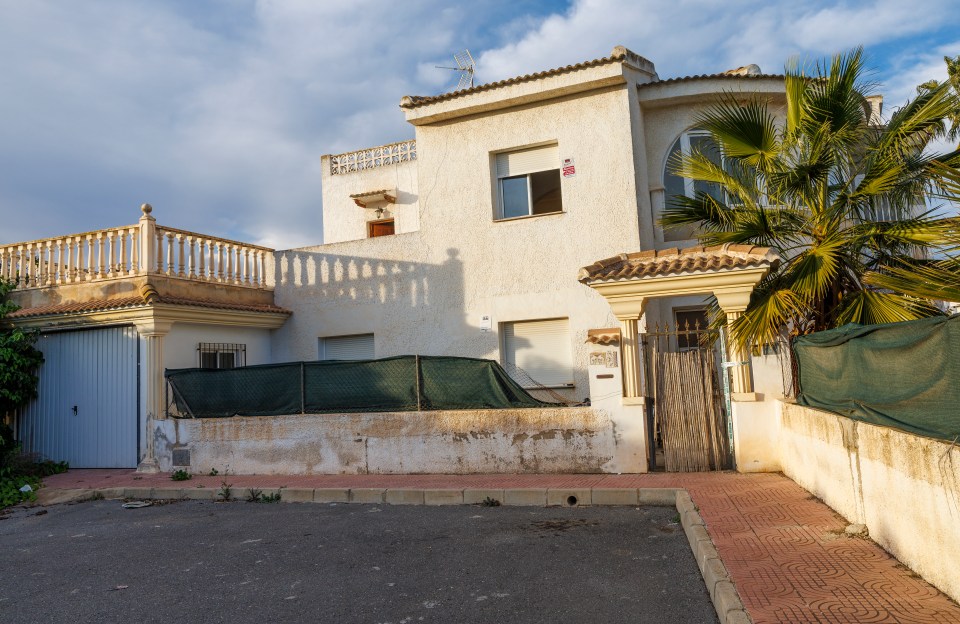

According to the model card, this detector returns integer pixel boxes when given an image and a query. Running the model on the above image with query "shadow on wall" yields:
[273,246,476,361]
[271,244,552,388]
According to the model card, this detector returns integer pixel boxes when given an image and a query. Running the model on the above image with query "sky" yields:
[1,0,958,249]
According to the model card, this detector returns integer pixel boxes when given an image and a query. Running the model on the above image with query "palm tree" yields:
[660,47,960,349]
[918,55,960,146]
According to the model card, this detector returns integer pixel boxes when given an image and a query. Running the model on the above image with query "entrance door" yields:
[18,326,139,468]
[644,321,730,472]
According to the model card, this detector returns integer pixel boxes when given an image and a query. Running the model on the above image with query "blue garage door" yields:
[18,326,139,468]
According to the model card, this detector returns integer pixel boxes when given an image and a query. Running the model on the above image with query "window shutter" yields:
[496,144,559,178]
[320,334,375,360]
[503,318,573,387]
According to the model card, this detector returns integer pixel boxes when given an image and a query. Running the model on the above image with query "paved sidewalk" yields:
[41,470,960,623]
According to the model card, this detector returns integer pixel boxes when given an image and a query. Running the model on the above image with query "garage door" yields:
[18,326,139,468]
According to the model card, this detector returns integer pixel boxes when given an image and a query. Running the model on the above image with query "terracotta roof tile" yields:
[586,328,621,345]
[638,73,785,88]
[6,297,148,319]
[6,294,290,319]
[400,48,630,109]
[578,244,779,284]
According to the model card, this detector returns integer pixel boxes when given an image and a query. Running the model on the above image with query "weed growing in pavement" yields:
[481,496,501,507]
[246,489,282,503]
[218,481,233,502]
[208,468,219,477]
[171,469,192,481]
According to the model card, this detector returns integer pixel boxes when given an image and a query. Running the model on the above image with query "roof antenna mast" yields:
[436,49,476,91]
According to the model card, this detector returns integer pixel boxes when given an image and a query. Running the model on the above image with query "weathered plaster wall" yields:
[162,407,621,475]
[779,401,960,602]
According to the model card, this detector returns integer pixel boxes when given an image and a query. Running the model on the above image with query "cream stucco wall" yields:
[319,156,419,244]
[779,401,960,602]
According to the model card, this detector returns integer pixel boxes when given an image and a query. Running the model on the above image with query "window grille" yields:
[198,343,246,369]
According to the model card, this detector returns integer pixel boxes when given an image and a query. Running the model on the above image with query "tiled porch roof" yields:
[6,295,290,319]
[578,244,779,284]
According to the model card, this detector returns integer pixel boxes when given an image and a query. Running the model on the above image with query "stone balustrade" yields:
[0,204,274,290]
[329,139,416,175]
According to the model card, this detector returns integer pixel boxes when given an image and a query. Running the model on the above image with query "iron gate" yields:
[643,322,731,472]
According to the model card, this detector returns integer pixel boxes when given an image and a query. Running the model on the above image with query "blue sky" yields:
[1,0,958,248]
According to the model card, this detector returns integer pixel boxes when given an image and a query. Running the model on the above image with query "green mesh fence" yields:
[794,315,960,442]
[165,355,553,418]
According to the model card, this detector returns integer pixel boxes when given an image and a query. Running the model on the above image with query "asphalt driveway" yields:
[0,500,717,624]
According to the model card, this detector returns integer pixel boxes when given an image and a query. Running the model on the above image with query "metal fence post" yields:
[415,355,422,411]
[300,361,306,414]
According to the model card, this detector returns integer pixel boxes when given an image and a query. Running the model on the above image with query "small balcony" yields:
[1,204,277,316]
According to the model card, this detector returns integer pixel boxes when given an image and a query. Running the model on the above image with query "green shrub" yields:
[171,469,192,481]
[0,423,68,509]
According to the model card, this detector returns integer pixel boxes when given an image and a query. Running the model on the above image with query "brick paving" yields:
[41,470,960,623]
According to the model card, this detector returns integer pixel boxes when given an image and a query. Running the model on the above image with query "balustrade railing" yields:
[0,204,273,290]
[329,139,416,175]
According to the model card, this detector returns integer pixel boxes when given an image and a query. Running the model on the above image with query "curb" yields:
[38,484,751,622]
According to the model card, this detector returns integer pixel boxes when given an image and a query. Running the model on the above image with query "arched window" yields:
[662,130,723,242]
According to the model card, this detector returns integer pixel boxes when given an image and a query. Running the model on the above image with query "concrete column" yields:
[619,317,642,398]
[611,296,648,401]
[134,319,173,473]
[715,289,756,400]
[723,308,753,395]
[138,203,156,274]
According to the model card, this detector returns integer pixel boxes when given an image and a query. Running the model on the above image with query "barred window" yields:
[198,343,246,369]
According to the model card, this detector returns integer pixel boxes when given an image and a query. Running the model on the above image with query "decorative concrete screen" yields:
[793,315,960,442]
[166,356,553,418]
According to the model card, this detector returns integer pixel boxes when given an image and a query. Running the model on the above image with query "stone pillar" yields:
[715,291,755,399]
[138,203,156,275]
[134,319,173,473]
[611,296,647,401]
[619,317,642,398]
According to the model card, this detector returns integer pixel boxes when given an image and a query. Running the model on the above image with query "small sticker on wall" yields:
[480,315,492,332]
[562,158,576,178]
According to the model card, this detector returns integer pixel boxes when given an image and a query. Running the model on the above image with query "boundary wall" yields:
[152,406,639,475]
[778,401,960,602]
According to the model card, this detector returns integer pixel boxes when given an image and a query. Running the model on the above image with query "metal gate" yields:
[17,326,139,468]
[644,323,731,472]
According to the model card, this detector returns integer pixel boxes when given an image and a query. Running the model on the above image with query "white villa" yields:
[3,46,812,474]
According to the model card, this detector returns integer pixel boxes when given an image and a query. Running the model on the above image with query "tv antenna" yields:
[436,49,476,91]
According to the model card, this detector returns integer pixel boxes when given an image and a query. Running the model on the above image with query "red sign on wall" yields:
[562,158,576,178]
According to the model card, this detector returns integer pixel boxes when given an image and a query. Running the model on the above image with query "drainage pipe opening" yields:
[566,495,578,507]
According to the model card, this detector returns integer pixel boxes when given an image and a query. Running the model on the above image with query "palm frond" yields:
[833,289,940,326]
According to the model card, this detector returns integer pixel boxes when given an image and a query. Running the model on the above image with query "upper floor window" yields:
[495,144,563,220]
[663,130,723,242]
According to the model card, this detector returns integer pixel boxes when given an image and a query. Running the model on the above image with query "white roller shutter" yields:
[503,318,573,387]
[496,144,559,178]
[320,334,375,360]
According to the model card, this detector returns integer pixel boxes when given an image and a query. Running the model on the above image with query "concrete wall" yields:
[158,407,624,475]
[779,401,960,602]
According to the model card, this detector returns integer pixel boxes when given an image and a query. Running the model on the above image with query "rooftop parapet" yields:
[327,139,417,176]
